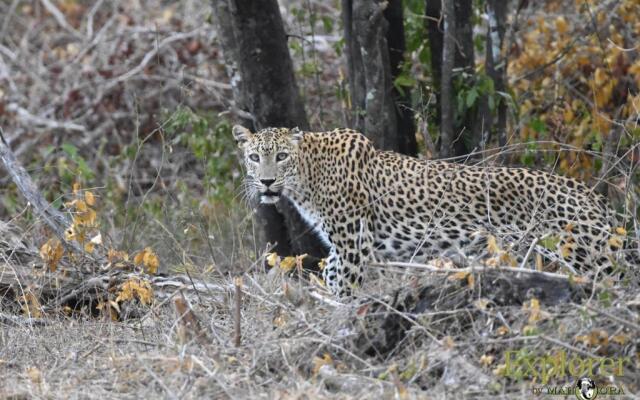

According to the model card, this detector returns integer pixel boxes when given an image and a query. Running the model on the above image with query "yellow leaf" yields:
[487,235,500,255]
[309,273,325,288]
[116,278,154,305]
[570,275,590,284]
[480,354,495,367]
[266,252,278,267]
[142,247,159,274]
[496,326,509,336]
[611,334,629,345]
[555,16,569,34]
[85,191,95,206]
[65,226,76,241]
[526,298,541,324]
[493,364,507,376]
[608,236,623,249]
[594,67,607,86]
[39,238,64,272]
[442,336,455,349]
[75,208,96,227]
[615,226,627,235]
[280,256,296,272]
[133,250,145,265]
[72,182,81,195]
[312,353,333,376]
[84,241,94,253]
[467,273,475,288]
[560,243,573,258]
[26,367,42,385]
[564,223,575,232]
[576,329,609,347]
[75,199,87,212]
[21,292,42,318]
[108,248,128,262]
[295,253,307,270]
[474,298,490,310]
[448,271,470,281]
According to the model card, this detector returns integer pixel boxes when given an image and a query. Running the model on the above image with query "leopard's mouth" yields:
[260,190,281,204]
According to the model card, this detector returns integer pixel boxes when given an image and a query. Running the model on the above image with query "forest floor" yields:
[1,219,639,399]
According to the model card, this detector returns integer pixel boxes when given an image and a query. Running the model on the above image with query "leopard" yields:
[233,125,622,297]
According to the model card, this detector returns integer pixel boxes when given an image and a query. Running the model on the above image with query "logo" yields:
[575,377,597,400]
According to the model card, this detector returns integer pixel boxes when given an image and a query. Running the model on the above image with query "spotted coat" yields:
[233,126,616,296]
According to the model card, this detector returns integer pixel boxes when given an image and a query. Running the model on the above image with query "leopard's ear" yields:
[290,127,304,144]
[232,125,253,146]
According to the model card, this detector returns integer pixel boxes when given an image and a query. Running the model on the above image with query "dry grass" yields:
[2,220,639,399]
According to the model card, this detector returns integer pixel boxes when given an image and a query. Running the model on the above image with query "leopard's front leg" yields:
[322,215,374,297]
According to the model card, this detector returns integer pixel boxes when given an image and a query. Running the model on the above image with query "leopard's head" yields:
[232,125,303,204]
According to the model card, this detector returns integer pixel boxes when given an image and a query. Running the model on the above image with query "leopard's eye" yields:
[249,154,260,162]
[276,152,288,161]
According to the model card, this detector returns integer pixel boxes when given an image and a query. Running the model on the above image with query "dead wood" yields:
[0,130,84,255]
[351,268,589,357]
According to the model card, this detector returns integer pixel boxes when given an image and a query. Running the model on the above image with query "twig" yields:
[7,103,86,132]
[539,335,599,360]
[582,304,640,332]
[370,261,582,282]
[39,0,82,38]
[0,312,51,327]
[234,276,242,347]
[518,235,547,270]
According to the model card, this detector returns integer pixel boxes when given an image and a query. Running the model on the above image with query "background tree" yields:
[342,0,417,155]
[212,0,326,261]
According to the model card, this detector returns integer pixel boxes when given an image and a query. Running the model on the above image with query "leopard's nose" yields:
[261,179,276,188]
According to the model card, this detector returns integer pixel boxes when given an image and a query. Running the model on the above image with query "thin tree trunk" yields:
[212,0,326,261]
[487,0,509,150]
[342,0,404,152]
[342,0,366,131]
[425,0,443,131]
[439,0,456,158]
[454,0,479,156]
[384,0,417,156]
[352,0,399,152]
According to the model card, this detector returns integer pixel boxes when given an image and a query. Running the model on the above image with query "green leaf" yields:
[539,236,560,251]
[321,16,333,33]
[529,118,547,134]
[466,89,479,108]
[61,143,78,158]
[394,74,416,88]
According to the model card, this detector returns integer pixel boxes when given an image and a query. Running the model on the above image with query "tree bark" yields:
[342,0,366,132]
[353,0,399,152]
[439,0,456,158]
[454,0,481,156]
[486,0,509,150]
[384,0,418,156]
[343,0,417,155]
[212,0,326,261]
[425,0,443,130]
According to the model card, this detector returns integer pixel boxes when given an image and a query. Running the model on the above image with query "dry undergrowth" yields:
[1,217,639,399]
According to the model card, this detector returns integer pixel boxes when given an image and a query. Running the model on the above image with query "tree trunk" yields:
[342,0,366,132]
[439,0,456,158]
[212,0,326,261]
[454,0,481,156]
[486,0,509,150]
[343,0,402,153]
[425,0,443,131]
[384,0,418,156]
